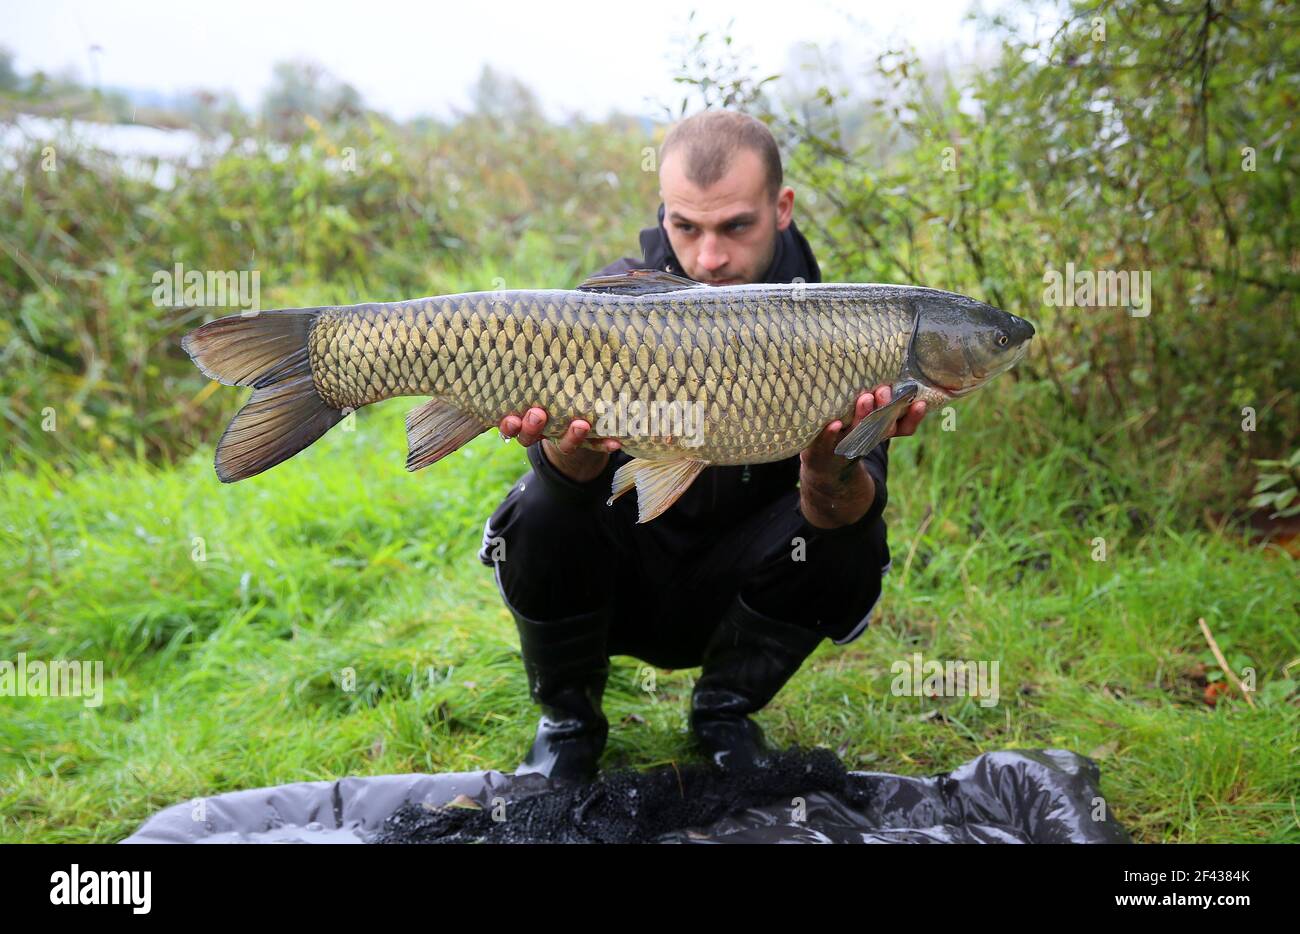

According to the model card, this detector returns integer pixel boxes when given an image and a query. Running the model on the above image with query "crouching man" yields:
[479,110,926,782]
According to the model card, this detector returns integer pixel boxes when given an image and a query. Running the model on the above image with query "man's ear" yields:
[776,186,794,231]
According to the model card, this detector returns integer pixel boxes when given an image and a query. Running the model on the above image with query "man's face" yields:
[659,147,795,285]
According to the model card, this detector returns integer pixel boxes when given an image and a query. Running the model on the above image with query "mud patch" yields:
[374,746,851,844]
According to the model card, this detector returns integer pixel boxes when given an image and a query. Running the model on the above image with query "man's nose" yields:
[697,234,727,271]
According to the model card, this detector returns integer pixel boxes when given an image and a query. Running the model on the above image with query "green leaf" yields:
[1252,474,1287,491]
[1258,680,1297,705]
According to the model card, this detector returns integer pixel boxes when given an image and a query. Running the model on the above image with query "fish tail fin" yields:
[182,309,344,482]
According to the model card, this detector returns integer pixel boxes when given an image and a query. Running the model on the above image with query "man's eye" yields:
[675,224,695,233]
[728,222,748,231]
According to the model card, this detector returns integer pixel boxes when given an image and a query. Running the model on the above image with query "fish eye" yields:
[997,332,1008,346]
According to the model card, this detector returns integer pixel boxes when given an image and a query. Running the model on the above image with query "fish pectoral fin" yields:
[606,457,708,523]
[405,398,489,471]
[576,269,701,295]
[833,382,921,459]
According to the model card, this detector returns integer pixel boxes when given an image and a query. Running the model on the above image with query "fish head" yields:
[909,293,1035,396]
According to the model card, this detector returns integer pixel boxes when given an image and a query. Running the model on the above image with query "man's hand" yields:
[499,407,622,483]
[798,385,927,529]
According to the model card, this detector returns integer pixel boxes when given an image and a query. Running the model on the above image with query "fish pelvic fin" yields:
[181,309,343,482]
[606,456,708,523]
[405,398,489,471]
[833,381,920,459]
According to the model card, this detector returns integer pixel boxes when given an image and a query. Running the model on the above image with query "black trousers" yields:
[478,467,892,669]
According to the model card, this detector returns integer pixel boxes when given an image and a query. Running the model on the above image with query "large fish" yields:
[182,269,1034,521]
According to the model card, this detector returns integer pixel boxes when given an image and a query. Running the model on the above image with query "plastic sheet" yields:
[119,747,1131,844]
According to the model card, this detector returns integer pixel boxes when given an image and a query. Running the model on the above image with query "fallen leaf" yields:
[1204,681,1232,707]
[1089,740,1119,759]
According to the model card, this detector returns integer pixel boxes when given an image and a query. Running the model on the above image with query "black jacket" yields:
[525,203,890,553]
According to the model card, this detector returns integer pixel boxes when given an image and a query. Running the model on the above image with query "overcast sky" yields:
[3,0,1011,121]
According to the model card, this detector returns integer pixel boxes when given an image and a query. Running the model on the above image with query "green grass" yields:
[2,380,1297,843]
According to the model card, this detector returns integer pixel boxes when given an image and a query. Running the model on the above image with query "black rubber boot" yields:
[691,594,825,771]
[512,606,611,784]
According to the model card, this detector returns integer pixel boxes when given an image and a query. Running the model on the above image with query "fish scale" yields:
[306,287,914,464]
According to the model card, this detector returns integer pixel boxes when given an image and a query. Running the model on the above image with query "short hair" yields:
[659,110,783,201]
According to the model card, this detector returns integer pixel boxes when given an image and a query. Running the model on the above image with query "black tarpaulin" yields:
[118,747,1131,844]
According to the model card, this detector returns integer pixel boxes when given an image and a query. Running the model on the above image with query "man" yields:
[478,110,926,783]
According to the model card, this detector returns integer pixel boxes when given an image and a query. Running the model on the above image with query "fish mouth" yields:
[942,380,980,397]
[977,339,1031,382]
[1008,336,1031,367]
[946,337,1031,393]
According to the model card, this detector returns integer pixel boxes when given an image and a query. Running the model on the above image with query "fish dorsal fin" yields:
[576,269,702,295]
[607,456,709,523]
